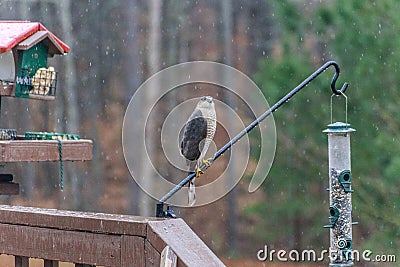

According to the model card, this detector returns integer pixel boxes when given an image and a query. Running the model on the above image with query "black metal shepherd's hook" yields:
[156,61,349,218]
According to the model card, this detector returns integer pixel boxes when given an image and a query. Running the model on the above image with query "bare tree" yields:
[125,0,142,215]
[178,2,190,63]
[58,0,81,209]
[83,0,104,212]
[16,0,35,202]
[140,0,162,216]
[222,0,238,254]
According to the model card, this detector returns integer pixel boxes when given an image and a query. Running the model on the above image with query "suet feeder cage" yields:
[324,122,356,267]
[0,21,92,195]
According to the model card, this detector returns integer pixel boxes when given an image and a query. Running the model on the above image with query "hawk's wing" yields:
[180,109,208,162]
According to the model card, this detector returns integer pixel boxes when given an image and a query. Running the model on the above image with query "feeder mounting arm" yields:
[156,60,349,218]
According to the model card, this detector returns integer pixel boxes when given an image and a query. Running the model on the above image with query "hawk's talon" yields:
[202,158,213,168]
[195,166,204,178]
[195,158,213,177]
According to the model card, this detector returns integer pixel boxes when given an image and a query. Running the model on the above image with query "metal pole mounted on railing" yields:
[155,60,349,219]
[156,60,357,265]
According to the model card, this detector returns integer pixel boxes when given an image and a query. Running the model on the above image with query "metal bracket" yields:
[156,202,177,218]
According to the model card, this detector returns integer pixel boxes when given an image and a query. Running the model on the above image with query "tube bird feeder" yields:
[323,122,356,266]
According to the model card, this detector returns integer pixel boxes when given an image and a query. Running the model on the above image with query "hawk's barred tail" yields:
[188,178,196,206]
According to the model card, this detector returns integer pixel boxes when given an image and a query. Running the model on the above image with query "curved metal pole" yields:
[156,61,349,216]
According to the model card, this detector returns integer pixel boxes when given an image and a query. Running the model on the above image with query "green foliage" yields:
[252,36,331,249]
[251,0,400,253]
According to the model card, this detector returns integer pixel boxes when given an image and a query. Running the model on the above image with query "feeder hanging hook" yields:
[328,61,349,95]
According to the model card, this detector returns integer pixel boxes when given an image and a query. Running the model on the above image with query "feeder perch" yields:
[323,205,340,229]
[0,21,70,100]
[25,131,80,141]
[338,170,353,193]
[324,122,355,267]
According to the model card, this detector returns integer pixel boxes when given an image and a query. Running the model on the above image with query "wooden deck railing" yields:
[0,205,225,267]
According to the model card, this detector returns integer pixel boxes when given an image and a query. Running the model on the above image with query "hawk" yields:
[180,96,217,206]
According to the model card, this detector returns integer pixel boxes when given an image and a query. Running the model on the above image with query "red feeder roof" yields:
[0,21,70,55]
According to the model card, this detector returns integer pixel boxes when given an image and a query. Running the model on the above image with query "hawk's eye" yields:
[200,96,207,101]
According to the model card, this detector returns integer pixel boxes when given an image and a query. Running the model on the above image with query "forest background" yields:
[0,0,398,266]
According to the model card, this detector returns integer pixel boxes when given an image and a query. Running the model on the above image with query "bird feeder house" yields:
[0,21,69,100]
[0,21,92,195]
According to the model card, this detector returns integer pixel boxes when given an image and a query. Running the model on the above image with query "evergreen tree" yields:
[251,0,400,254]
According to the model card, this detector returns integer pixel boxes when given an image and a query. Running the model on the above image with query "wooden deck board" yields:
[0,205,149,237]
[0,139,92,162]
[148,219,225,267]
